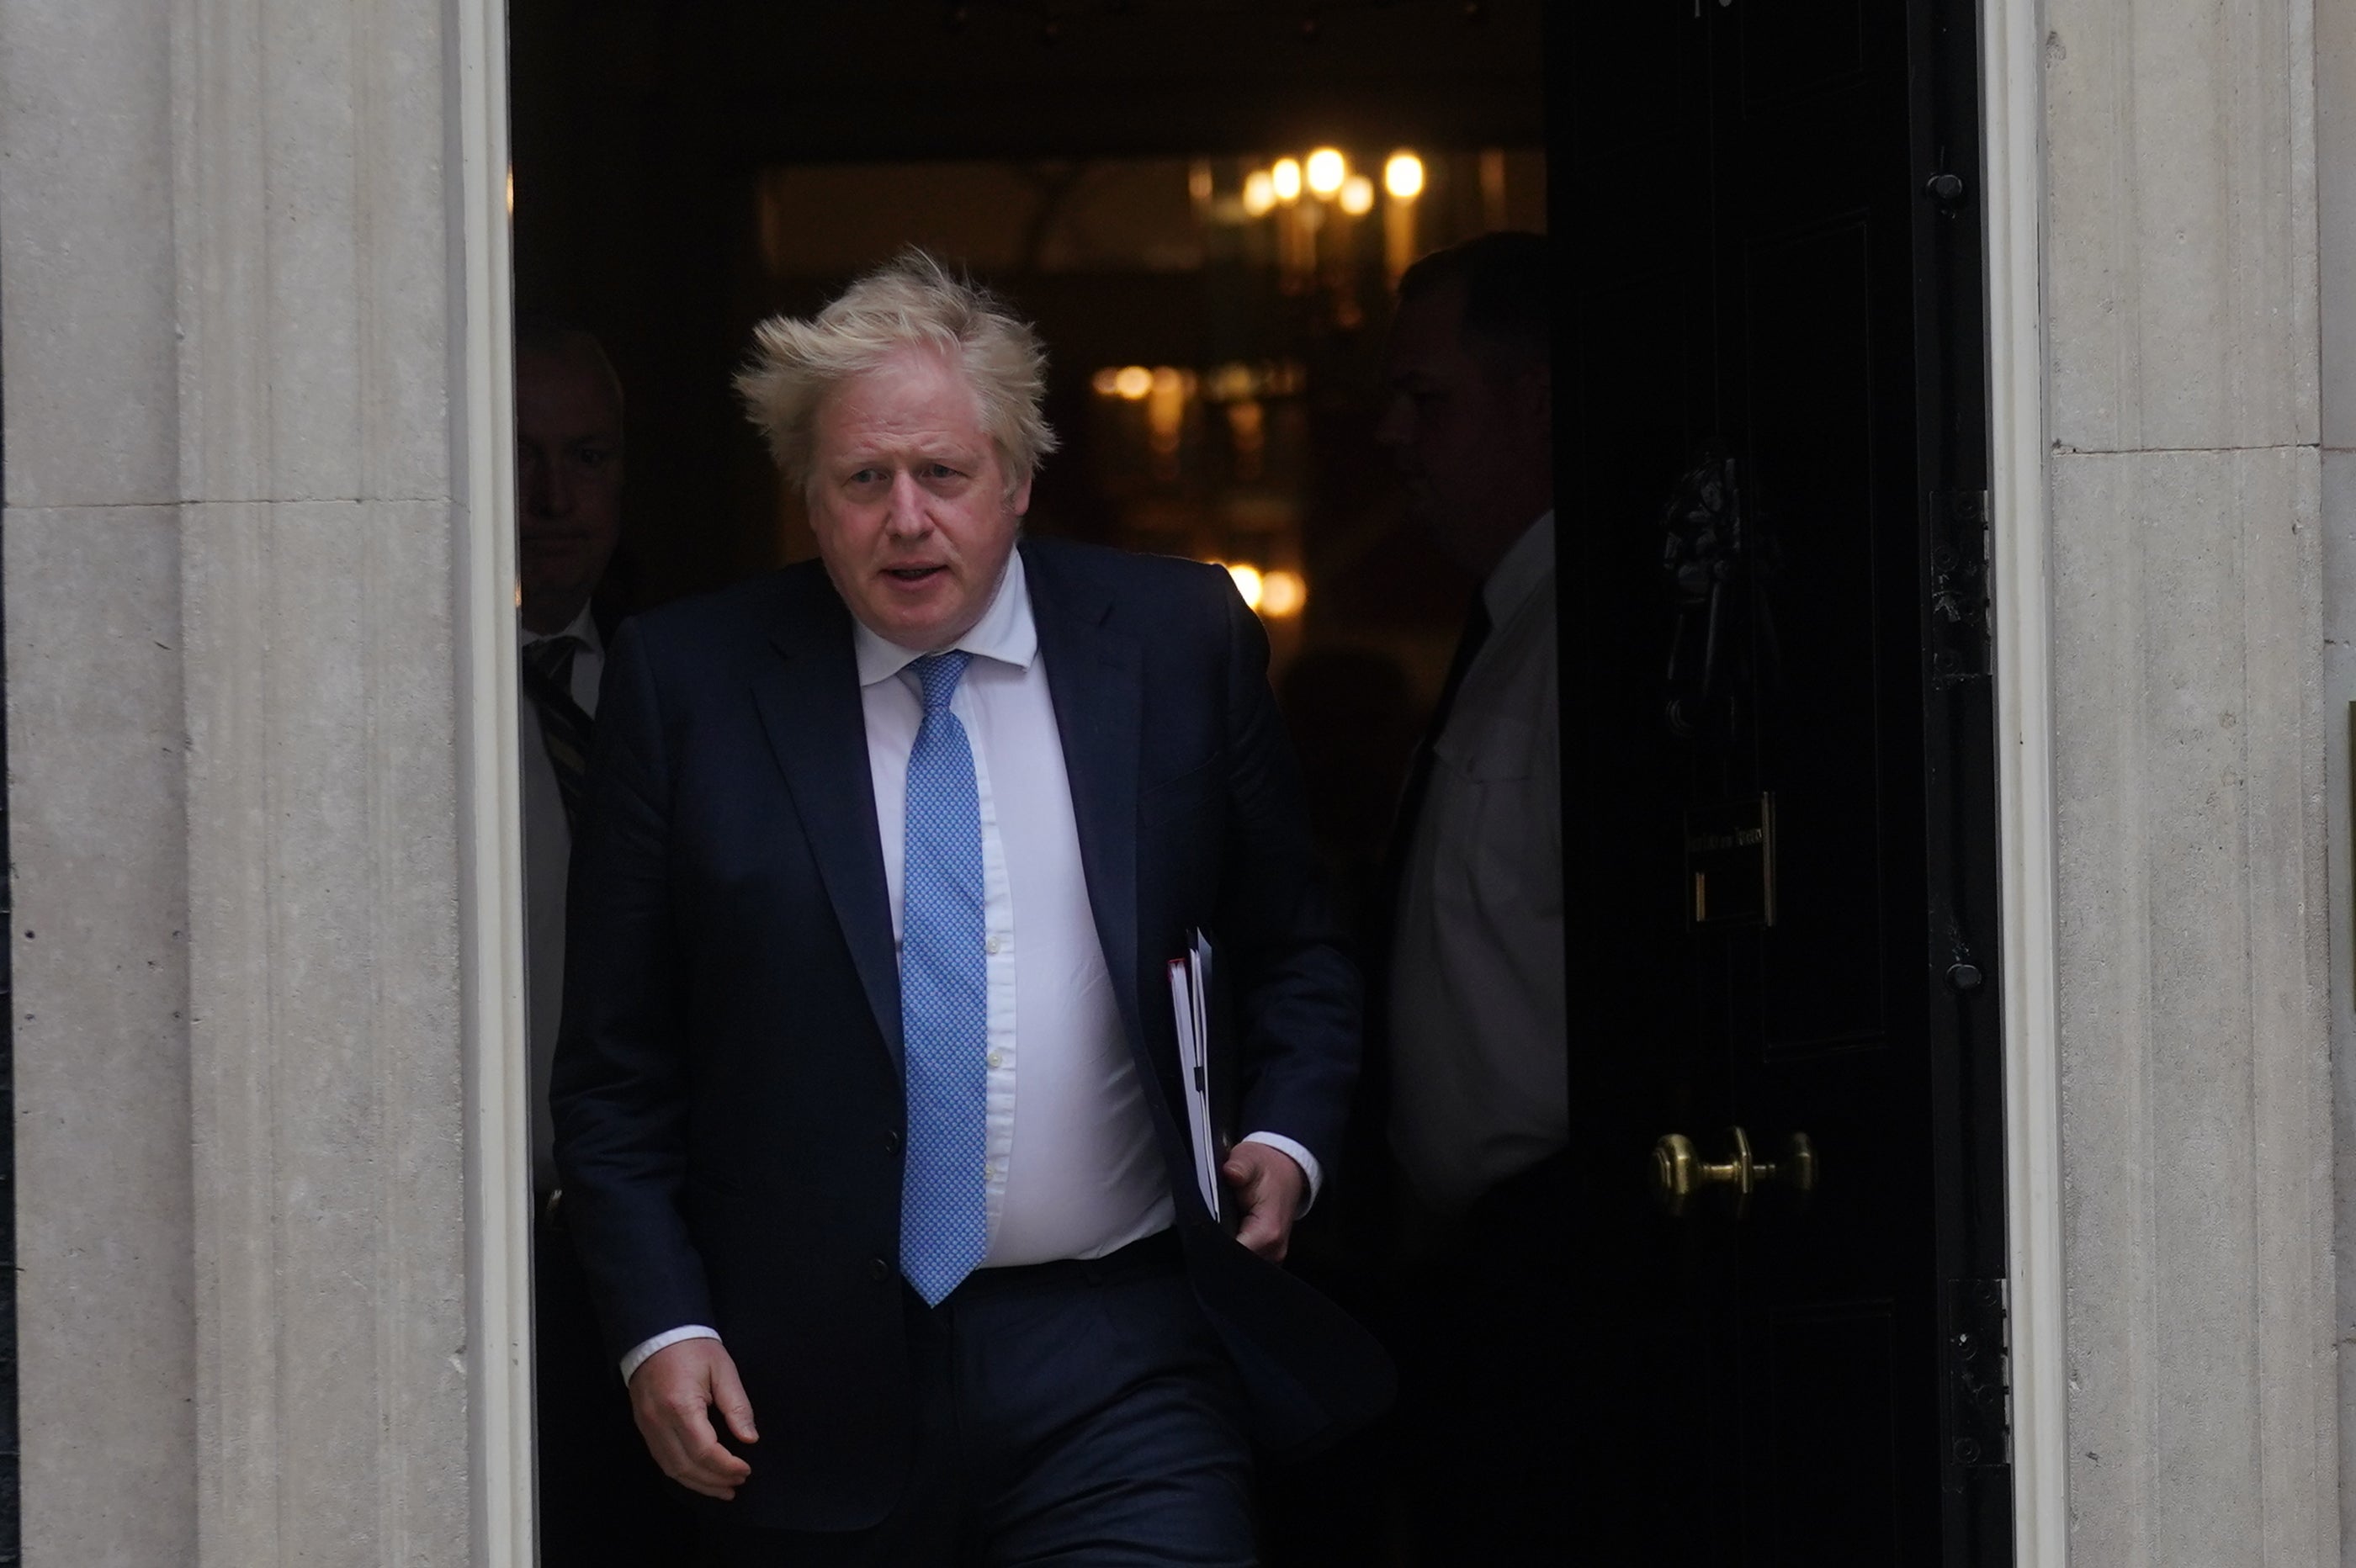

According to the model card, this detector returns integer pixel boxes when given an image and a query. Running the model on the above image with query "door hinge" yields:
[1946,1277,2011,1467]
[1928,490,1991,688]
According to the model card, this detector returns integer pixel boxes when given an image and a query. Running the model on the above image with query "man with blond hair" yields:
[552,251,1385,1563]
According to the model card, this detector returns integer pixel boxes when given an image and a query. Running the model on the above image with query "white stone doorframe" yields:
[434,6,2080,1568]
[438,7,2078,1567]
[454,0,536,1562]
[1979,0,2067,1564]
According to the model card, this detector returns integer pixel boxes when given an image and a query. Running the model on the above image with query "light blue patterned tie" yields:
[898,651,990,1306]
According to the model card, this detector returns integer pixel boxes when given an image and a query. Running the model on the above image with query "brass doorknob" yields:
[1653,1126,1817,1218]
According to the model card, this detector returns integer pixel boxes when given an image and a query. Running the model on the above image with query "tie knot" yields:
[912,651,970,713]
[524,633,582,688]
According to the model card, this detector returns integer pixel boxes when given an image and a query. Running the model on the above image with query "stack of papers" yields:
[1167,929,1222,1221]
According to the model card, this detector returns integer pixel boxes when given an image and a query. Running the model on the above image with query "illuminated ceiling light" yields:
[1339,173,1375,215]
[1150,365,1184,396]
[1113,365,1154,400]
[1091,367,1122,397]
[1305,148,1346,198]
[1271,158,1303,203]
[1258,569,1307,617]
[1242,169,1277,217]
[1384,151,1425,201]
[1226,563,1266,609]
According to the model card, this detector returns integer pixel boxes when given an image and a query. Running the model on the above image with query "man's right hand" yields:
[628,1338,758,1500]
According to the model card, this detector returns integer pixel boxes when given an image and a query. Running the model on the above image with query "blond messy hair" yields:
[735,248,1059,499]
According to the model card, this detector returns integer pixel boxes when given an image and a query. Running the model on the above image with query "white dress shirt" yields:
[620,553,1319,1380]
[1388,514,1568,1216]
[521,604,602,1195]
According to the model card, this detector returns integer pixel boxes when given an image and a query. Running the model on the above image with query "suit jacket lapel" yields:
[1027,544,1146,1057]
[751,580,905,1076]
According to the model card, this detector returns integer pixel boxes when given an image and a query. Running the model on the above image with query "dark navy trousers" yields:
[694,1230,1257,1567]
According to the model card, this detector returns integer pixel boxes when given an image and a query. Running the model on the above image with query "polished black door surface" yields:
[1548,3,2008,1561]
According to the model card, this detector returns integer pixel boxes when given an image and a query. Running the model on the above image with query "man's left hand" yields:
[1223,1141,1308,1263]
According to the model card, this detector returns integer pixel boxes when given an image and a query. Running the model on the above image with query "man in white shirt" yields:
[551,252,1385,1563]
[1373,231,1569,1561]
[516,327,690,1562]
[517,324,624,1193]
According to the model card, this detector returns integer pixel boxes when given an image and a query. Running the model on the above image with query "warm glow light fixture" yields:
[1384,151,1425,201]
[1339,174,1375,216]
[1113,365,1154,400]
[1210,563,1305,618]
[1241,170,1277,217]
[1258,569,1308,617]
[1271,158,1303,203]
[1305,148,1346,198]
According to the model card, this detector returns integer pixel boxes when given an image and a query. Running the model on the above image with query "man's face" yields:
[807,348,1027,650]
[1374,279,1552,576]
[516,344,624,632]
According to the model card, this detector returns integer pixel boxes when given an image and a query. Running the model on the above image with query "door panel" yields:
[1746,214,1890,1055]
[1551,1,2008,1560]
[1738,5,1870,102]
[1764,1300,1902,1560]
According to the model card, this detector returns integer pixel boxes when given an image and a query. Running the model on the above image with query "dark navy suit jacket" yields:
[550,538,1391,1531]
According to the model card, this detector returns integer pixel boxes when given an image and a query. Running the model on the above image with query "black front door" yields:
[1549,3,2010,1561]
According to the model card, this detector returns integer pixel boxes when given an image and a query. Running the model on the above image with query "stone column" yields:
[2042,0,2338,1562]
[0,2,197,1559]
[176,0,473,1560]
[2316,0,2356,1548]
[2,0,489,1560]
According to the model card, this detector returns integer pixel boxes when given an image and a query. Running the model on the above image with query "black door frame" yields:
[1902,0,2017,1554]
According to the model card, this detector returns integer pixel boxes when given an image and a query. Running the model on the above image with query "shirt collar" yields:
[1482,511,1554,625]
[520,600,602,654]
[852,548,1038,688]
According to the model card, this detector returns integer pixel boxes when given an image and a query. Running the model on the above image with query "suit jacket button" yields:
[869,1257,891,1282]
[884,1130,903,1155]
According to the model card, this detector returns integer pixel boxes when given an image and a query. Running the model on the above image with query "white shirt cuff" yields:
[1239,1131,1324,1214]
[619,1324,722,1384]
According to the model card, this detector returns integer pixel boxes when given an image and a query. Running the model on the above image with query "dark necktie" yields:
[523,634,595,837]
[1357,591,1498,1198]
[1386,591,1494,875]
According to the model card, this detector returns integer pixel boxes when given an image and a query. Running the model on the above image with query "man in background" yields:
[515,324,686,1562]
[519,324,625,1184]
[1374,231,1568,1561]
